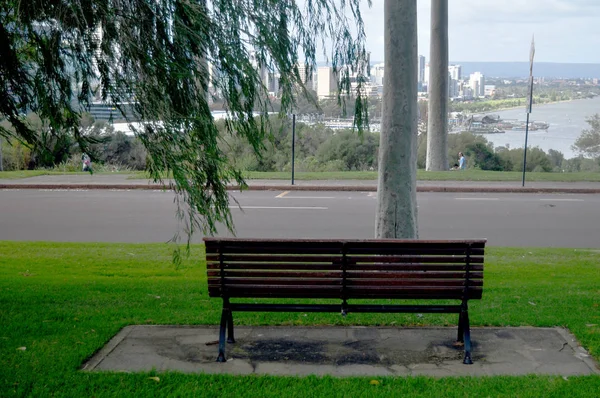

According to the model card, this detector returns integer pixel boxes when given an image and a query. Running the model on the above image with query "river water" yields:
[475,96,600,159]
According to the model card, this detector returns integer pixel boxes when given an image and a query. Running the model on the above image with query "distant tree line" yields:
[3,113,600,174]
[1,114,146,172]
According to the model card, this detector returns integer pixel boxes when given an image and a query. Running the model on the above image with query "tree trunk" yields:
[426,0,449,171]
[375,0,418,239]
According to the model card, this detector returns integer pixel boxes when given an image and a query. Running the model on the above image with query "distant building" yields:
[418,55,426,84]
[469,72,485,97]
[296,63,314,88]
[317,67,337,98]
[449,74,459,98]
[448,64,462,81]
[372,63,385,86]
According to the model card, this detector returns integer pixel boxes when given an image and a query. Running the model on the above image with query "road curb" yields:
[2,183,600,194]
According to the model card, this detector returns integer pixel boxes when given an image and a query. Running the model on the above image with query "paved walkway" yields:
[83,325,599,377]
[2,174,600,193]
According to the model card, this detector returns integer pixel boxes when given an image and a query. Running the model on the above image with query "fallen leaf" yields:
[562,376,569,381]
[370,380,380,385]
[528,302,536,306]
[586,324,597,327]
[148,377,160,382]
[16,347,26,351]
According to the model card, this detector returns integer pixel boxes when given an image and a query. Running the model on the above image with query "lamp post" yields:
[522,36,535,187]
[291,113,296,185]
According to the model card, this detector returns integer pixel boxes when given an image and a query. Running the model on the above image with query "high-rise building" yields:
[372,63,385,86]
[418,55,426,83]
[317,67,337,98]
[469,72,485,97]
[296,63,313,86]
[448,64,461,81]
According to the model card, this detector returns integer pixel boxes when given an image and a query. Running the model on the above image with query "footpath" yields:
[2,173,600,193]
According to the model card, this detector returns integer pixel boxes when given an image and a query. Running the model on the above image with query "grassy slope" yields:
[4,169,600,182]
[0,242,599,397]
[124,170,600,182]
[0,170,131,180]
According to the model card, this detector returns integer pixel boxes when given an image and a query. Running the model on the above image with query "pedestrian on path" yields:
[458,152,466,170]
[82,153,93,174]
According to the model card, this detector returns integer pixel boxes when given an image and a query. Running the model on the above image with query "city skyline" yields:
[318,0,600,64]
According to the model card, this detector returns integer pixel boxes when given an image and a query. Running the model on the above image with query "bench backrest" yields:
[205,238,486,301]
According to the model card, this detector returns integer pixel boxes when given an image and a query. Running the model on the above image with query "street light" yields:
[291,113,296,185]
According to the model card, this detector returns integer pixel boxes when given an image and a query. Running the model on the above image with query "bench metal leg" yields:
[457,311,465,343]
[227,309,235,343]
[461,309,473,365]
[217,309,228,362]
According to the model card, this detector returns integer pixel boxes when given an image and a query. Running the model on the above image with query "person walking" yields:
[82,153,93,174]
[458,152,466,170]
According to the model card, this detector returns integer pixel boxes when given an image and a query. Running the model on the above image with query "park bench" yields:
[205,238,486,364]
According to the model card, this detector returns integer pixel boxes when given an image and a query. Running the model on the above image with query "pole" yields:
[0,138,3,172]
[522,109,531,187]
[522,36,535,187]
[291,113,296,185]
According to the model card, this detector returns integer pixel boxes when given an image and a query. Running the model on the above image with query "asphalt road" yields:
[1,189,598,248]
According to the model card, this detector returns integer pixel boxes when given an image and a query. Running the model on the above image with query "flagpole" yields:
[522,35,535,187]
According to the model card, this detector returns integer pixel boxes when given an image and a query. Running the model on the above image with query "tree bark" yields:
[375,0,418,239]
[426,0,449,171]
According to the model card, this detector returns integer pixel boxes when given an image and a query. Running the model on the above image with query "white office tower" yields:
[418,55,426,83]
[317,67,337,98]
[469,72,485,97]
[448,64,462,81]
[372,63,385,85]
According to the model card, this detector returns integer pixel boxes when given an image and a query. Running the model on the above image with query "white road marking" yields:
[539,198,584,202]
[275,191,290,198]
[454,197,499,201]
[229,206,328,210]
[280,196,336,199]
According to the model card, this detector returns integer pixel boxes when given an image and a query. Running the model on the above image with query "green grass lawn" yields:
[124,170,600,182]
[1,242,599,397]
[3,169,599,182]
[0,170,131,180]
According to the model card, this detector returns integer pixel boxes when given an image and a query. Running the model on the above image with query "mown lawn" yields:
[128,170,600,182]
[242,170,600,182]
[1,242,599,397]
[4,169,599,182]
[0,170,130,180]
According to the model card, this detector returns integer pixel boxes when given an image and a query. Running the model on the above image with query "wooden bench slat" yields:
[214,278,342,286]
[206,263,344,270]
[345,264,483,272]
[207,256,484,265]
[347,255,483,263]
[210,278,483,287]
[348,256,484,264]
[346,240,486,248]
[208,270,482,280]
[210,285,481,293]
[207,270,343,278]
[206,246,343,255]
[346,279,483,287]
[209,287,482,300]
[206,254,343,263]
[346,270,483,278]
[207,262,483,271]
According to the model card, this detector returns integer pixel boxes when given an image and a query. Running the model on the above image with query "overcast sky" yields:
[357,0,600,63]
